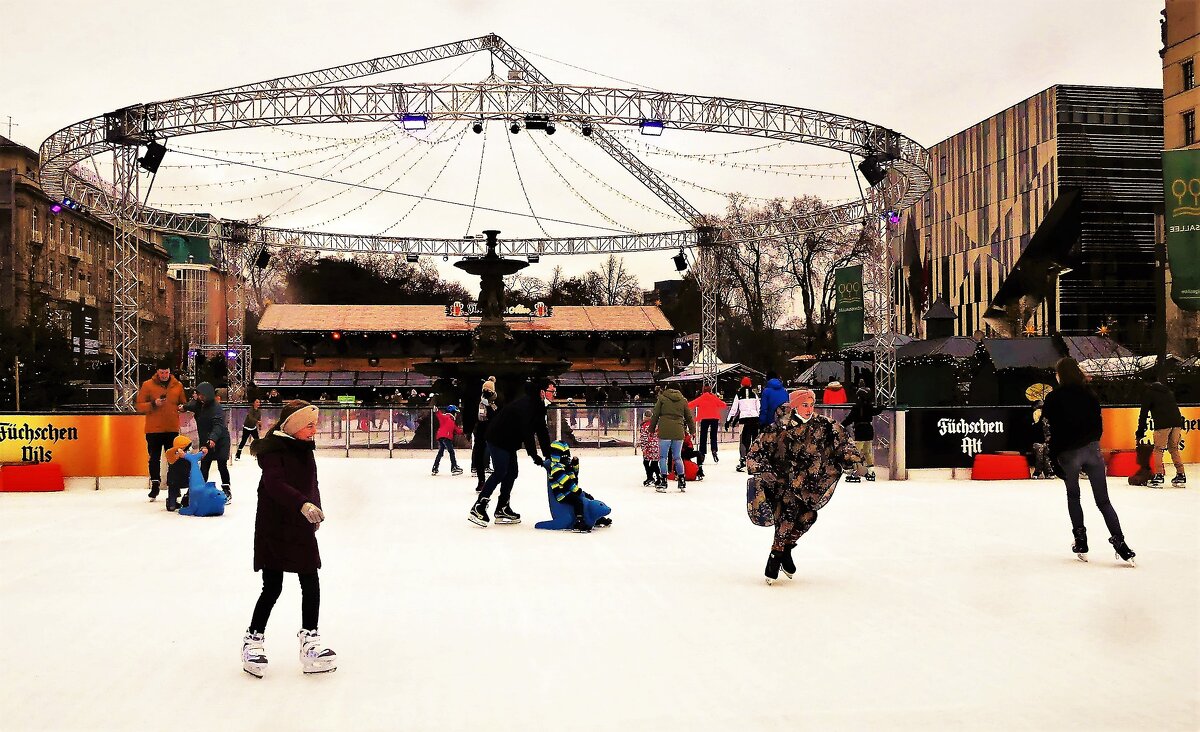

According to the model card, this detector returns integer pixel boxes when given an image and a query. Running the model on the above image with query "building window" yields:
[1186,110,1197,146]
[1185,59,1196,91]
[32,207,38,234]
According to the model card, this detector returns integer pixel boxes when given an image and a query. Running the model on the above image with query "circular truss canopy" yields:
[40,34,931,255]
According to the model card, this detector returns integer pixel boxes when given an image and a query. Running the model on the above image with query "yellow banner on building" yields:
[0,415,150,477]
[1100,407,1200,461]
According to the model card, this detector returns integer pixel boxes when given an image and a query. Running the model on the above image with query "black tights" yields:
[248,569,320,633]
[643,459,661,481]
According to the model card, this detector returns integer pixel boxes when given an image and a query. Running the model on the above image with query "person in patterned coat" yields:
[746,388,864,584]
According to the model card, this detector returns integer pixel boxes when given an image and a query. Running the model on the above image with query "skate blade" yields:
[1075,553,1088,562]
[765,577,775,585]
[468,516,489,527]
[782,571,794,579]
[494,518,521,525]
[1115,553,1136,567]
[303,664,337,674]
[243,663,266,679]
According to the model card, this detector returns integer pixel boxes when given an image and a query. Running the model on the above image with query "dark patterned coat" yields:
[746,406,863,511]
[252,432,322,573]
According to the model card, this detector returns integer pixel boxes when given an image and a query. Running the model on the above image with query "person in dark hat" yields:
[468,378,556,527]
[181,381,232,504]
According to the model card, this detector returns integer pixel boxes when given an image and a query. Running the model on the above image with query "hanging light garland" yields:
[526,131,635,232]
[378,127,473,235]
[548,129,682,222]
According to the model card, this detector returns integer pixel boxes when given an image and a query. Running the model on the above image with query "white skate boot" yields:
[298,629,338,674]
[242,631,267,678]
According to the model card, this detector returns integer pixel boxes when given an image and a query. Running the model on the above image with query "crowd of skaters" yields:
[131,359,1189,679]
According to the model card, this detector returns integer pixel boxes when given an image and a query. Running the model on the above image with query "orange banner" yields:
[1100,407,1200,461]
[0,415,152,477]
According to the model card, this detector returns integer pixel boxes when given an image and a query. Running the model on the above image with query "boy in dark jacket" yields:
[181,381,233,504]
[243,400,337,677]
[1136,380,1186,486]
[841,388,884,482]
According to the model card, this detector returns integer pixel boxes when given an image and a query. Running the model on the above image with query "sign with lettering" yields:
[835,265,864,349]
[1100,406,1200,462]
[445,301,553,317]
[905,407,1032,468]
[1163,149,1200,311]
[0,415,149,476]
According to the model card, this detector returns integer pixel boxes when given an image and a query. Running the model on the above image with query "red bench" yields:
[971,453,1030,480]
[0,463,66,492]
[1106,449,1140,478]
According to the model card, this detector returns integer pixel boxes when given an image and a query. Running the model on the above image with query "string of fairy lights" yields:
[526,130,636,232]
[546,128,683,223]
[378,127,472,235]
[505,123,551,237]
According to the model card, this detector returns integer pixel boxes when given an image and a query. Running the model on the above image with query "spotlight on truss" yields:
[639,120,664,136]
[581,123,593,136]
[401,114,427,131]
[885,210,900,224]
[405,253,419,263]
[510,121,521,134]
[138,141,167,173]
[472,121,483,134]
[527,254,540,263]
[673,251,688,272]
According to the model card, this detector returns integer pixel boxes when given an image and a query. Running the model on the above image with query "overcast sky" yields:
[0,0,1166,298]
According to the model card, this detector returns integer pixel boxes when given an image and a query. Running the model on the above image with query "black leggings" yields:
[237,428,259,452]
[248,569,320,633]
[201,451,231,486]
[643,459,661,481]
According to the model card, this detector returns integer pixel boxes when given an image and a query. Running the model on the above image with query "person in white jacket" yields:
[725,376,761,472]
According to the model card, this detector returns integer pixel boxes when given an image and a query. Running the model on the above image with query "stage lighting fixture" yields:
[581,123,593,136]
[639,120,664,136]
[472,121,483,134]
[303,356,316,366]
[673,251,688,272]
[545,122,555,135]
[254,248,271,268]
[885,209,901,224]
[62,196,82,211]
[527,254,540,263]
[510,122,521,134]
[331,331,342,341]
[187,350,197,360]
[138,141,167,173]
[443,253,449,261]
[857,154,889,187]
[226,350,237,359]
[402,114,427,131]
[405,253,419,263]
[49,203,63,214]
[524,114,550,131]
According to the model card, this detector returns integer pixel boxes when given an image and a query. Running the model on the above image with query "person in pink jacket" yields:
[689,385,728,478]
[432,405,464,476]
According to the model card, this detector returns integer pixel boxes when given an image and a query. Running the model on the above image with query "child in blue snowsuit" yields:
[539,441,612,532]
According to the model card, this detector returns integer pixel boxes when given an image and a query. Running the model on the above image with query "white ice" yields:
[2,453,1197,732]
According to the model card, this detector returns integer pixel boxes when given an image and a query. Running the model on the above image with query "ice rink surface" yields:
[2,452,1197,732]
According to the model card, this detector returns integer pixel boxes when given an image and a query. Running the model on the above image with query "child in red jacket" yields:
[432,405,464,476]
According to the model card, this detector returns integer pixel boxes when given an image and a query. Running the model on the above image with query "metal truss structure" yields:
[39,34,930,406]
[109,147,141,411]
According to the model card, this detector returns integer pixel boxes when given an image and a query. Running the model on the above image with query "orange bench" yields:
[0,463,65,492]
[971,453,1030,480]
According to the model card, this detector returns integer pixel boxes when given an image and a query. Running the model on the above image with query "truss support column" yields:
[696,226,720,389]
[220,234,251,402]
[111,146,141,411]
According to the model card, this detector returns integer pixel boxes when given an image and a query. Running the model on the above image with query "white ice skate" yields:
[242,631,267,678]
[298,629,338,674]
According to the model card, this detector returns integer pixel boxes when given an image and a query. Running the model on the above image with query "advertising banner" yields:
[0,415,150,476]
[835,265,864,349]
[905,407,1034,468]
[1163,149,1200,311]
[1100,407,1200,461]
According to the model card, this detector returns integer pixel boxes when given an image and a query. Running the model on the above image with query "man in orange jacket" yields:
[135,359,188,501]
[688,384,728,479]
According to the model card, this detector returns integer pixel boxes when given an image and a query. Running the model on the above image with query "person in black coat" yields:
[469,378,556,528]
[841,387,884,481]
[181,381,233,504]
[242,400,337,677]
[1042,358,1135,564]
[1136,380,1186,486]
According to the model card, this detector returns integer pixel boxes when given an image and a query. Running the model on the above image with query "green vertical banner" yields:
[835,265,864,349]
[1163,149,1200,311]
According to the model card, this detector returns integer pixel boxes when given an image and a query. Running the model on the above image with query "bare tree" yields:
[589,254,642,306]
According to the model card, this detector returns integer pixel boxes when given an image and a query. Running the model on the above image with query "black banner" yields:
[905,407,1035,468]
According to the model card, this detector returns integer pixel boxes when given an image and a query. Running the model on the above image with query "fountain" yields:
[414,230,570,425]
